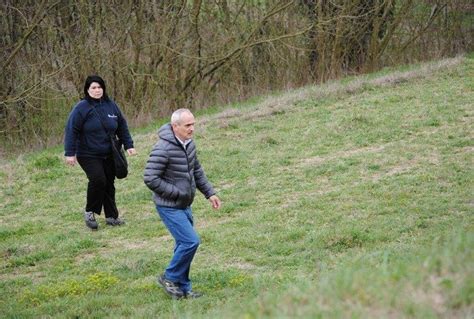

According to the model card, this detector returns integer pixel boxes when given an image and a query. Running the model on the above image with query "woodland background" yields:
[1,0,473,154]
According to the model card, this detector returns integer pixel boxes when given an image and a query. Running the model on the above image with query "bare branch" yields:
[2,0,61,70]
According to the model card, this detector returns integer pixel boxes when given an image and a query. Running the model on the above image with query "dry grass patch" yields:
[196,216,234,230]
[200,56,464,129]
[299,145,387,167]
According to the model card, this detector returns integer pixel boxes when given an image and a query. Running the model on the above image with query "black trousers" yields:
[77,156,118,218]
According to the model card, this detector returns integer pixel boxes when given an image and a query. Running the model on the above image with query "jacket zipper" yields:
[183,144,193,184]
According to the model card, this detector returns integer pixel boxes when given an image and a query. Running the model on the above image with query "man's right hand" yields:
[65,156,77,166]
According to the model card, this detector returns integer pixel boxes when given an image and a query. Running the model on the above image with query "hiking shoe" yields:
[84,211,98,230]
[105,217,125,226]
[184,290,203,299]
[157,274,184,299]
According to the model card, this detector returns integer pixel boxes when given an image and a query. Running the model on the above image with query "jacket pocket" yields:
[174,179,192,208]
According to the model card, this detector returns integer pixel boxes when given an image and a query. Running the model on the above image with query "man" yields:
[144,108,221,299]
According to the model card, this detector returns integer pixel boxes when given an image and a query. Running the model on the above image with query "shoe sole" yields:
[85,223,98,230]
[184,295,204,299]
[157,277,184,299]
[106,219,125,226]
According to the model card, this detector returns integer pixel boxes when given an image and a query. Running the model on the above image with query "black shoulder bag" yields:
[91,106,128,179]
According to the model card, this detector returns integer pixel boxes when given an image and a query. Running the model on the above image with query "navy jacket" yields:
[64,98,134,157]
[144,124,215,208]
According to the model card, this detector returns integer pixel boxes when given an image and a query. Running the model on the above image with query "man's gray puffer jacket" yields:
[144,123,215,209]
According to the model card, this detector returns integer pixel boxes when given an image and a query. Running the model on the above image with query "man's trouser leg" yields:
[156,205,200,293]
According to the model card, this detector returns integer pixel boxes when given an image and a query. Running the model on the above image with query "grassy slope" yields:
[0,56,472,318]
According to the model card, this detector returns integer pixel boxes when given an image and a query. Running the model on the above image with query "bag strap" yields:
[90,103,114,138]
[88,103,124,154]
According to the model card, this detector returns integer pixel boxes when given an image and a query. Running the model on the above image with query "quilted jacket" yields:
[144,124,215,208]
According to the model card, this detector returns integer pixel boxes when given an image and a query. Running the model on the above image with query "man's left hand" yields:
[208,195,221,210]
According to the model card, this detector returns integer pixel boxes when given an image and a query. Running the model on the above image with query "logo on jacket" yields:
[108,114,118,118]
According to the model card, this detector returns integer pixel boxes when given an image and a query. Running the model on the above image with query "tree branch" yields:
[2,0,61,71]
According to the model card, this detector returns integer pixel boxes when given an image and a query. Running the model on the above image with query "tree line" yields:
[1,0,472,153]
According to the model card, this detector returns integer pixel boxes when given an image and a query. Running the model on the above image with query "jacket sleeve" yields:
[194,156,216,199]
[113,102,134,150]
[64,105,83,156]
[144,143,181,200]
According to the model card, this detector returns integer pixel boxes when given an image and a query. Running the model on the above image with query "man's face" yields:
[172,112,195,141]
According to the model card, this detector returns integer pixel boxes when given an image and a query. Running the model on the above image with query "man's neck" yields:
[175,135,191,147]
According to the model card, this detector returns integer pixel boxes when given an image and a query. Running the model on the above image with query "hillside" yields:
[0,56,473,318]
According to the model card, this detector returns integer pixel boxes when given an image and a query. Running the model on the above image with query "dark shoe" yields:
[84,211,98,230]
[105,217,125,226]
[157,275,184,299]
[185,290,203,299]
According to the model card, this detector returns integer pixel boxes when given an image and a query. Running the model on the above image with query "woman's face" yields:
[87,82,103,99]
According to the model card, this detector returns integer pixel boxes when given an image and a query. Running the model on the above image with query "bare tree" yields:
[0,0,472,153]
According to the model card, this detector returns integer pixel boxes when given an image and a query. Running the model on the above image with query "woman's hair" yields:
[83,75,109,101]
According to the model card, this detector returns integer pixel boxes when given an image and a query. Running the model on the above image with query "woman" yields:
[64,75,136,230]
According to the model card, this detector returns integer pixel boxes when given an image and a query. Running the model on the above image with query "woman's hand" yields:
[65,156,77,166]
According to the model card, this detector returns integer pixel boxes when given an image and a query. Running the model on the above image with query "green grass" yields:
[0,56,473,318]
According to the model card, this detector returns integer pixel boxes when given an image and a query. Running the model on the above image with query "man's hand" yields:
[208,195,221,210]
[127,148,137,156]
[65,156,77,166]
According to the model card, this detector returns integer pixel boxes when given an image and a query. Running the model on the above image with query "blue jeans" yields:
[156,205,200,293]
